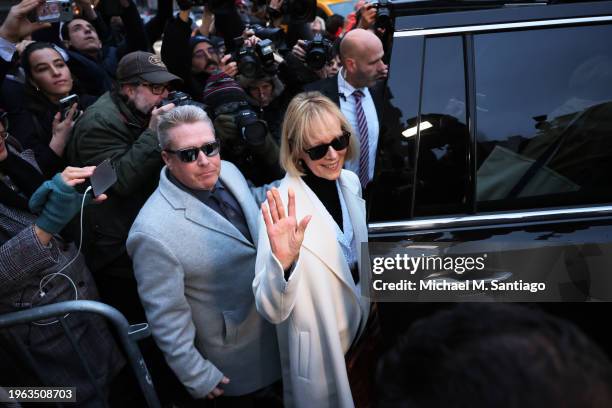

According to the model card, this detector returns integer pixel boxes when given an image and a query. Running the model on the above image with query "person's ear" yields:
[161,150,172,167]
[121,83,134,97]
[345,57,357,73]
[28,78,40,92]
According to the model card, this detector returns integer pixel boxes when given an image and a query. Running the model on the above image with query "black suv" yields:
[370,0,612,349]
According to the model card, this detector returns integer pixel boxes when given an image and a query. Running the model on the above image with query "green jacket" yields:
[66,91,163,274]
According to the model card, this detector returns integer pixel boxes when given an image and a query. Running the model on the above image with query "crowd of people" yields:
[1,0,612,407]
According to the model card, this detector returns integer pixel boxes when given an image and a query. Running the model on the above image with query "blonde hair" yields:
[280,91,357,176]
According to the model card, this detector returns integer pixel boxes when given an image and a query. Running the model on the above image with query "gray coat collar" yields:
[158,162,258,247]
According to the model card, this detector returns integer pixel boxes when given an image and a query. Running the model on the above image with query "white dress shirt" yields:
[337,68,379,182]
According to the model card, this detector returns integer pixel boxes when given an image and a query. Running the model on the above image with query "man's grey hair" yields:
[157,105,215,149]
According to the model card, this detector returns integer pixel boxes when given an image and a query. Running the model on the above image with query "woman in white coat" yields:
[253,92,370,408]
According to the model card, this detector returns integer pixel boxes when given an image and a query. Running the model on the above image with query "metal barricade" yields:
[0,300,161,408]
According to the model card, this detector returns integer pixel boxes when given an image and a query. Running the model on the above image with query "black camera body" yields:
[234,42,259,79]
[159,91,207,110]
[256,39,276,69]
[371,0,391,29]
[250,24,284,43]
[303,33,333,71]
[215,101,268,146]
[233,38,277,78]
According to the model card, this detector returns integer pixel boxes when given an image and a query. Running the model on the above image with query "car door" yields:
[369,9,612,353]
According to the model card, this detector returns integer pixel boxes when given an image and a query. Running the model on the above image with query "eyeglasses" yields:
[303,130,350,161]
[165,140,220,163]
[140,82,170,95]
[0,131,9,140]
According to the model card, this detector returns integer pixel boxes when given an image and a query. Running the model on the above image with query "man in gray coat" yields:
[126,105,280,402]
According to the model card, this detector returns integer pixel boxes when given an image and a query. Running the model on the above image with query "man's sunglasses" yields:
[165,140,220,163]
[303,131,351,161]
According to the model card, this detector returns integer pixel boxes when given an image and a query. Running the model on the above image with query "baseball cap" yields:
[116,51,183,84]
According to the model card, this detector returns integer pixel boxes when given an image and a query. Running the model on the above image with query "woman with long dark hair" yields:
[10,41,95,178]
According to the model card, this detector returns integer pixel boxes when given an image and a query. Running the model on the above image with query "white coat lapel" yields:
[338,172,371,323]
[287,176,359,296]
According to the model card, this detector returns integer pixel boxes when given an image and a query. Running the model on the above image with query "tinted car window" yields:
[414,36,470,216]
[475,24,612,211]
[369,36,423,222]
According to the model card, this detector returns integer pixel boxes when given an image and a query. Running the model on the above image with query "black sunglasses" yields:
[303,131,351,161]
[165,140,220,163]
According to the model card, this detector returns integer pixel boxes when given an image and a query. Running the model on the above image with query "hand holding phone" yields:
[90,159,117,198]
[59,94,80,121]
[29,0,74,23]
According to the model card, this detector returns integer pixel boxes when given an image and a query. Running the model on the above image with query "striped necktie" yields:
[352,89,369,189]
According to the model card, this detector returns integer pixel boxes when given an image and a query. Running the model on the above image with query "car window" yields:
[369,36,422,222]
[475,24,612,211]
[414,36,470,216]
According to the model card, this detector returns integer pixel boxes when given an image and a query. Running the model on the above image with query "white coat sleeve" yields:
[252,213,304,324]
[127,230,224,399]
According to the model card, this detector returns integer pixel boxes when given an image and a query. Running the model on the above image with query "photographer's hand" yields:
[220,54,238,78]
[149,103,176,131]
[213,114,240,144]
[0,0,50,44]
[292,40,307,62]
[241,27,255,39]
[357,3,377,30]
[244,35,261,48]
[269,0,283,11]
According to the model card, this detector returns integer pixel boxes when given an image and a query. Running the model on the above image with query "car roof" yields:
[390,0,612,31]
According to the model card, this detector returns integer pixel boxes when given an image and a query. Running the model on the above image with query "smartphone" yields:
[59,94,79,121]
[90,159,117,198]
[30,0,73,23]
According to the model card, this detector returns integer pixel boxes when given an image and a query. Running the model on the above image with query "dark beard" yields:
[120,92,152,125]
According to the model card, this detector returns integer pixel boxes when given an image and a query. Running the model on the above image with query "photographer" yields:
[280,34,341,93]
[203,71,283,186]
[239,72,292,145]
[161,2,238,101]
[66,51,180,324]
[58,0,150,96]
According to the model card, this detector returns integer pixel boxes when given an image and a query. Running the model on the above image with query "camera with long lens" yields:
[250,24,284,44]
[215,101,268,146]
[303,33,333,71]
[371,0,391,29]
[281,0,316,23]
[158,91,207,110]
